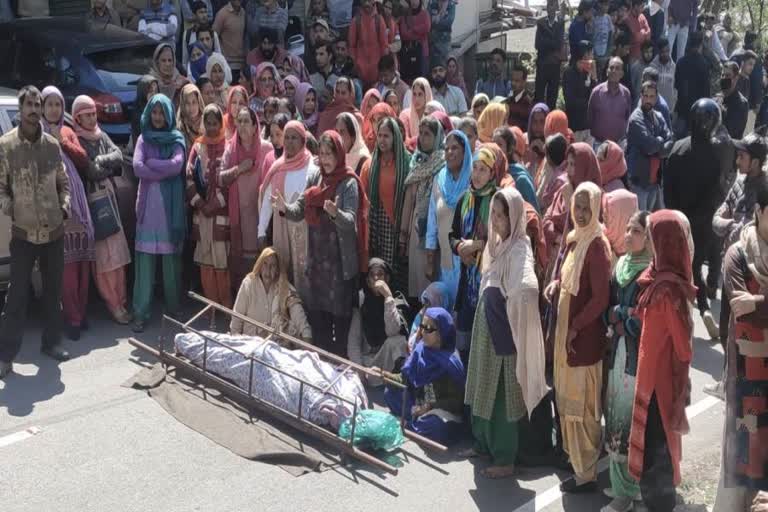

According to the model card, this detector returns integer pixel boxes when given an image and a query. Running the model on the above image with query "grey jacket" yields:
[284,168,361,280]
[0,127,71,244]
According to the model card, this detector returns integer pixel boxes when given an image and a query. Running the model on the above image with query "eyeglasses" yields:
[420,323,437,334]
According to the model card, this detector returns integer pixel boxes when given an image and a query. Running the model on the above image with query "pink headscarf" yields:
[295,83,318,132]
[71,95,103,142]
[603,189,639,256]
[252,62,284,99]
[402,77,433,141]
[598,140,628,191]
[361,89,383,119]
[283,75,301,102]
[260,120,312,203]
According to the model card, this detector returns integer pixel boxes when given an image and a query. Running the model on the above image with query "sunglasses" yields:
[420,323,437,334]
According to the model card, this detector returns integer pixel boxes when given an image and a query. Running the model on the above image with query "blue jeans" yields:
[631,183,664,212]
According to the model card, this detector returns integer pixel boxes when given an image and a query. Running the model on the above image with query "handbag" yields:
[88,180,121,241]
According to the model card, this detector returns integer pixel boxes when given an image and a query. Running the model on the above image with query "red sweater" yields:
[399,10,431,57]
[562,237,611,366]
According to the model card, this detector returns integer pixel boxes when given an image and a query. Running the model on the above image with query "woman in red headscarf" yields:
[596,140,628,192]
[272,131,370,357]
[361,89,383,120]
[259,121,316,300]
[219,105,273,286]
[363,102,397,153]
[535,110,575,197]
[318,77,363,135]
[628,210,695,512]
[223,86,250,140]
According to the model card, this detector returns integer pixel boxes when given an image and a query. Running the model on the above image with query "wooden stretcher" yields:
[128,291,447,475]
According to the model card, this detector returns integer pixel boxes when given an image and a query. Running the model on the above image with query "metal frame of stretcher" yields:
[128,291,447,475]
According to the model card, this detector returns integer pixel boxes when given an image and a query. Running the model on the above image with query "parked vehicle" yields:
[0,16,158,144]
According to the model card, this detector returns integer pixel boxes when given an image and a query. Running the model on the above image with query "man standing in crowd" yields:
[588,56,632,145]
[375,55,410,105]
[733,34,764,134]
[431,56,468,115]
[640,67,671,127]
[138,0,180,45]
[245,0,288,48]
[674,30,709,136]
[651,37,677,113]
[503,63,533,130]
[568,0,593,61]
[348,0,389,88]
[625,0,650,65]
[87,0,121,26]
[212,0,245,81]
[475,48,512,99]
[718,61,749,140]
[563,40,596,143]
[310,42,339,109]
[667,0,697,61]
[592,0,613,78]
[535,0,565,109]
[0,86,72,379]
[626,81,671,211]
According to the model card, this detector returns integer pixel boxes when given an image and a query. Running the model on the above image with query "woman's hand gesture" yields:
[272,190,286,213]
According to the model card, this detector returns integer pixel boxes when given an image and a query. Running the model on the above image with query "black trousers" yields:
[0,236,64,363]
[640,393,677,512]
[535,59,561,111]
[307,310,351,359]
[691,217,722,314]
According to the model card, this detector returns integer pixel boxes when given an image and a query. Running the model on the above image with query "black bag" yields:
[88,181,121,241]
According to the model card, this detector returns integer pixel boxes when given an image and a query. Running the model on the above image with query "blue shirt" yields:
[636,93,672,129]
[592,14,612,57]
[568,17,591,59]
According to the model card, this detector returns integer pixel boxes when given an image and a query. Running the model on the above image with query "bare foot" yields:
[481,465,516,479]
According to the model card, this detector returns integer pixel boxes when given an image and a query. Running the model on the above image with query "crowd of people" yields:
[1,0,768,510]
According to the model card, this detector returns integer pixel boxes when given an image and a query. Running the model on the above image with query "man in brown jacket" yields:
[0,86,71,379]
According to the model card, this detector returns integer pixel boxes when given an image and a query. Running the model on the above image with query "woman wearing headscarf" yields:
[430,110,453,135]
[132,94,187,332]
[464,187,548,478]
[223,86,249,140]
[318,78,362,136]
[335,112,371,175]
[446,55,470,104]
[628,210,695,511]
[401,116,445,298]
[186,104,231,316]
[597,140,628,192]
[471,93,490,121]
[543,142,603,259]
[361,89,383,120]
[250,62,283,122]
[426,129,472,300]
[187,41,209,82]
[176,83,205,150]
[219,106,272,286]
[525,102,550,175]
[383,89,402,116]
[479,142,509,189]
[273,131,370,357]
[282,75,300,103]
[149,43,189,103]
[360,116,412,293]
[42,87,94,340]
[408,281,455,351]
[603,189,639,262]
[535,109,574,198]
[259,121,315,299]
[72,95,132,325]
[544,181,611,493]
[493,127,540,212]
[205,54,232,110]
[363,102,397,153]
[399,78,433,145]
[348,257,409,380]
[476,102,508,144]
[381,306,466,445]
[603,209,651,512]
[294,83,319,136]
[132,75,159,149]
[230,247,312,341]
[450,146,498,360]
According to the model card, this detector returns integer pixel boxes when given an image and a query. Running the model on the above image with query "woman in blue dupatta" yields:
[381,307,466,445]
[132,94,187,332]
[407,281,455,351]
[425,130,473,302]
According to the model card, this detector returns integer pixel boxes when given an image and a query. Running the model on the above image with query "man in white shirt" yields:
[430,56,468,115]
[139,0,180,45]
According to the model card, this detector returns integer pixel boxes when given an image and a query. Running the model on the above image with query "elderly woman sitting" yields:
[347,258,410,383]
[379,307,466,445]
[230,247,312,342]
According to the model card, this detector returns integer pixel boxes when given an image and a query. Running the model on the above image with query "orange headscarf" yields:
[363,102,397,152]
[543,109,574,143]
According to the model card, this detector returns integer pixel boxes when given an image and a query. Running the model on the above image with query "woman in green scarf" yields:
[602,209,652,512]
[131,93,187,333]
[401,115,445,299]
[360,116,412,294]
[449,146,498,362]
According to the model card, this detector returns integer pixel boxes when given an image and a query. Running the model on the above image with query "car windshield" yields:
[88,45,156,91]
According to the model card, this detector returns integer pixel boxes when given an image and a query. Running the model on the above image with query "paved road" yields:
[0,294,725,512]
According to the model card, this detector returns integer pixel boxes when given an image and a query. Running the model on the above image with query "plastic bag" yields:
[338,410,405,452]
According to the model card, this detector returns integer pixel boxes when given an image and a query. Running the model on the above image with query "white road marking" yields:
[512,395,723,512]
[0,426,42,449]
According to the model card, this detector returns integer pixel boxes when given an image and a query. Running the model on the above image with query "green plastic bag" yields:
[338,410,405,452]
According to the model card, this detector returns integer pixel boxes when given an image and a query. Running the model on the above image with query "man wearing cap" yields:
[306,18,334,73]
[245,0,288,48]
[310,42,340,109]
[708,129,768,402]
[430,56,468,115]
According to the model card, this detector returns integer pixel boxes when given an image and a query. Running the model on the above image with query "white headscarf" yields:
[481,187,548,416]
[205,53,233,86]
[338,112,370,172]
